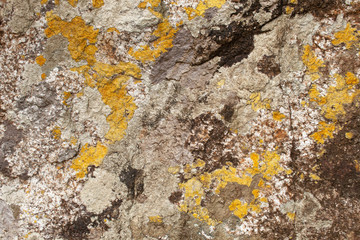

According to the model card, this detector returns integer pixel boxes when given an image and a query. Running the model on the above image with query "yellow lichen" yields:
[41,73,47,80]
[345,132,353,139]
[287,212,296,221]
[178,149,288,224]
[45,12,99,65]
[148,215,163,223]
[91,62,142,143]
[273,111,286,121]
[310,173,321,181]
[92,0,104,8]
[70,142,108,178]
[332,23,359,49]
[285,6,294,15]
[52,126,62,140]
[35,55,46,66]
[320,73,360,121]
[229,199,248,219]
[41,0,48,5]
[302,45,324,80]
[248,92,272,111]
[129,19,179,62]
[107,27,120,33]
[217,79,225,88]
[184,0,226,20]
[67,0,78,7]
[63,91,71,106]
[310,121,336,144]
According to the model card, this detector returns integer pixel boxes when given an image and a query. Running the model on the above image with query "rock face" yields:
[0,0,360,239]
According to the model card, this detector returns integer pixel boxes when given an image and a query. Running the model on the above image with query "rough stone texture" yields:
[1,0,360,239]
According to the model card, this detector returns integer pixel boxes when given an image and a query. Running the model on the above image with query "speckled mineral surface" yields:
[1,0,360,239]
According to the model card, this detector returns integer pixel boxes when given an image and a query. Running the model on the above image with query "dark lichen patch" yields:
[185,112,239,173]
[61,215,92,240]
[292,0,343,19]
[316,107,360,199]
[119,166,144,199]
[208,22,256,67]
[220,104,235,122]
[169,190,182,204]
[0,120,23,177]
[257,55,281,78]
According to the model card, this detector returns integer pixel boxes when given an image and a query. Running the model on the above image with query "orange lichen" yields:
[332,23,359,49]
[41,73,47,80]
[35,55,46,66]
[41,0,48,5]
[45,12,99,65]
[70,142,108,178]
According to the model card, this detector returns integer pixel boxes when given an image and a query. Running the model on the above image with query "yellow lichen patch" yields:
[168,166,180,174]
[308,84,326,105]
[273,111,286,121]
[248,92,272,111]
[212,166,253,193]
[310,173,321,181]
[63,91,71,106]
[184,0,226,20]
[345,72,359,85]
[287,212,296,221]
[70,136,77,146]
[310,121,336,144]
[290,0,298,3]
[217,79,225,88]
[35,55,46,66]
[285,6,294,15]
[229,199,248,219]
[71,142,108,178]
[148,215,163,223]
[41,0,48,5]
[41,73,47,80]
[345,132,353,139]
[45,12,99,65]
[261,151,285,180]
[354,160,360,172]
[67,0,78,7]
[90,62,142,143]
[107,27,120,33]
[52,126,62,140]
[129,19,179,62]
[321,73,360,121]
[92,0,104,8]
[178,149,288,224]
[302,45,324,80]
[332,23,359,49]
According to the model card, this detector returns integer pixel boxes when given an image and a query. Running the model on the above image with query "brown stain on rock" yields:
[185,113,239,173]
[257,55,281,78]
[119,166,144,199]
